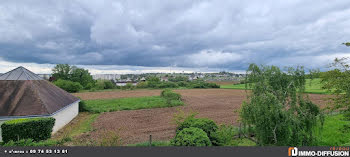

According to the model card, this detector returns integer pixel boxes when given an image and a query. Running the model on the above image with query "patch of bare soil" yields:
[79,89,329,145]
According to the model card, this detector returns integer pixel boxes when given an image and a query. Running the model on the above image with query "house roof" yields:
[0,67,79,117]
[0,66,43,80]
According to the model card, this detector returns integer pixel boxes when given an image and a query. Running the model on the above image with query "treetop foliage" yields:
[321,57,350,112]
[52,64,94,90]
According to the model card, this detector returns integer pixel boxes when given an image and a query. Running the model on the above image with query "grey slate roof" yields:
[0,66,43,80]
[0,66,79,117]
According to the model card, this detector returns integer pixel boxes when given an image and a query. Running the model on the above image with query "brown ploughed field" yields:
[73,89,328,145]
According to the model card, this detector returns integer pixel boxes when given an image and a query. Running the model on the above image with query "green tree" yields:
[240,64,323,146]
[52,64,72,80]
[52,64,94,89]
[321,57,350,112]
[70,67,94,89]
[146,76,160,88]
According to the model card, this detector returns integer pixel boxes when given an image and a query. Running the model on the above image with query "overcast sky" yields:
[0,0,350,74]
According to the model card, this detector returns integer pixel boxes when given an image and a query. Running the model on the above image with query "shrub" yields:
[177,81,189,87]
[176,117,218,142]
[206,83,220,88]
[53,79,83,93]
[157,82,179,88]
[189,81,219,88]
[79,100,88,112]
[146,76,160,88]
[1,117,55,143]
[104,80,116,89]
[95,80,106,90]
[121,83,135,90]
[191,82,206,88]
[172,127,212,146]
[161,89,181,100]
[211,125,238,146]
[161,89,183,106]
[136,82,148,88]
[85,82,95,90]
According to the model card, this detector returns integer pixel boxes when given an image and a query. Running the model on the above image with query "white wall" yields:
[0,101,79,142]
[51,101,79,133]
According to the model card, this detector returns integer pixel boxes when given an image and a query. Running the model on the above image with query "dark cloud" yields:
[0,0,350,71]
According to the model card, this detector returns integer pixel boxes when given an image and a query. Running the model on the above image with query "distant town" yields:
[30,71,246,86]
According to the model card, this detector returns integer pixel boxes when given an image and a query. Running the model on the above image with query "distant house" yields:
[115,77,138,86]
[140,77,146,82]
[160,76,169,82]
[115,81,138,86]
[0,67,80,141]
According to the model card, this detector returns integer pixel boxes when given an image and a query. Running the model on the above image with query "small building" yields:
[160,76,169,82]
[115,81,138,86]
[0,66,80,141]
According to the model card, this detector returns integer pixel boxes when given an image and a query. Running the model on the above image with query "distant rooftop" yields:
[0,66,43,80]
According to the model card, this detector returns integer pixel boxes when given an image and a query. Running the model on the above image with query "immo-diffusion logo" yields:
[288,147,350,157]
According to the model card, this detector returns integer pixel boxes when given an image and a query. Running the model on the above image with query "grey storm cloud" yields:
[0,0,350,71]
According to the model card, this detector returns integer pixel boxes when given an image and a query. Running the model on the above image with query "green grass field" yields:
[220,78,330,94]
[315,114,350,146]
[84,96,184,113]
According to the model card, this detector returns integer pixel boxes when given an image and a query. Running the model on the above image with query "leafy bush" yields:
[85,82,95,90]
[146,76,160,88]
[161,89,183,106]
[161,89,181,100]
[176,117,218,142]
[53,79,83,93]
[94,80,106,90]
[121,83,135,90]
[79,100,88,112]
[104,80,116,89]
[136,82,148,88]
[211,125,238,146]
[188,81,219,89]
[1,117,55,143]
[94,80,116,90]
[157,82,179,88]
[206,83,220,88]
[171,127,212,146]
[177,81,189,87]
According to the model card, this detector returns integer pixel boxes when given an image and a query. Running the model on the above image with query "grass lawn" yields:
[315,113,350,146]
[221,78,330,94]
[220,83,247,90]
[83,96,184,113]
[52,112,100,139]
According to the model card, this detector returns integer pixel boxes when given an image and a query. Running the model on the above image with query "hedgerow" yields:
[1,117,55,143]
